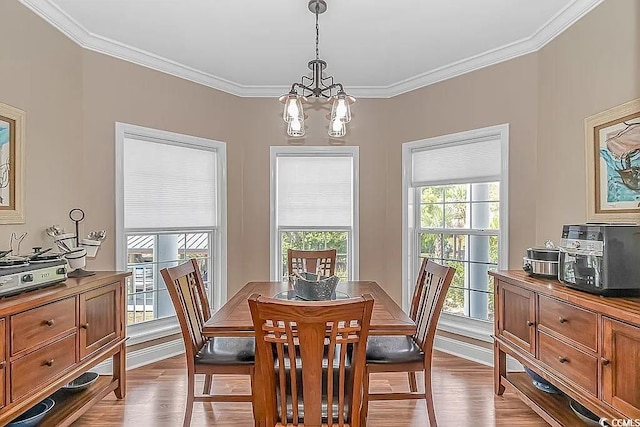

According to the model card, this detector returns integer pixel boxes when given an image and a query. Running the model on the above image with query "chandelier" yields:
[279,0,355,138]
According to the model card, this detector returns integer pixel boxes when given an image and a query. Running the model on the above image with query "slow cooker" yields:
[522,244,560,279]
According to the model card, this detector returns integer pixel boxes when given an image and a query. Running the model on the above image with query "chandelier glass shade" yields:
[279,0,355,138]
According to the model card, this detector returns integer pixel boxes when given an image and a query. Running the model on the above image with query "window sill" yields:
[126,316,181,346]
[437,313,493,343]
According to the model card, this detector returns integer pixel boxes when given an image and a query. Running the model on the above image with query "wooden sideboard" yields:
[491,270,640,426]
[0,271,130,426]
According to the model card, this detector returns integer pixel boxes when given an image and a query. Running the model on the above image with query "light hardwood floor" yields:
[73,351,546,426]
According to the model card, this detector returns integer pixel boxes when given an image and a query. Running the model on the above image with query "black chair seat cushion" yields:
[366,336,424,364]
[195,337,255,365]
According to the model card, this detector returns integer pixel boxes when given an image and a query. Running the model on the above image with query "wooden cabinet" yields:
[492,270,640,426]
[0,318,5,410]
[602,318,640,418]
[79,282,121,359]
[538,331,597,396]
[11,334,77,401]
[0,272,130,426]
[538,295,597,351]
[11,297,76,356]
[498,282,536,355]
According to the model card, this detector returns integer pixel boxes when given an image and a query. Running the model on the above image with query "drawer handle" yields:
[558,356,568,364]
[81,323,90,329]
[602,358,610,366]
[43,359,54,367]
[0,361,5,369]
[44,319,55,327]
[558,317,567,324]
[526,320,535,327]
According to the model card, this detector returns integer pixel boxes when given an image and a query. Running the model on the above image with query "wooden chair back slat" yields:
[161,259,211,359]
[287,249,337,278]
[411,259,455,351]
[249,294,374,427]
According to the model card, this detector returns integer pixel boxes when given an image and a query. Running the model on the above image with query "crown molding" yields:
[20,0,603,99]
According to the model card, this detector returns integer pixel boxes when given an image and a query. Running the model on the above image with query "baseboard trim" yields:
[434,335,523,372]
[92,339,185,374]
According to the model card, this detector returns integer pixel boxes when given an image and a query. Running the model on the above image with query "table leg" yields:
[252,349,265,426]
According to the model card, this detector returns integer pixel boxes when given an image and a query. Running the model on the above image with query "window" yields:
[116,123,226,330]
[402,125,508,328]
[270,147,359,281]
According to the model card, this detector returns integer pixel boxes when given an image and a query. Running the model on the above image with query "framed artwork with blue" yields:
[0,102,25,224]
[586,98,640,222]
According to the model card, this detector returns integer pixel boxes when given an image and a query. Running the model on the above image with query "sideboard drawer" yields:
[10,334,77,401]
[11,297,77,356]
[539,331,598,396]
[538,295,597,351]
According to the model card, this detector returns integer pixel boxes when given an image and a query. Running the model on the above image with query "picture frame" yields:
[585,98,640,222]
[0,102,25,224]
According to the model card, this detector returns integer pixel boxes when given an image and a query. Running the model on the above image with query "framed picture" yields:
[585,98,640,222]
[0,103,25,224]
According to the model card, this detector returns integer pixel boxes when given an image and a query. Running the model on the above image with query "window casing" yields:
[270,147,359,281]
[402,125,508,335]
[115,123,227,335]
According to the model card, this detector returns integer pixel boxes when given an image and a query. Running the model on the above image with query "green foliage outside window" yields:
[418,183,500,321]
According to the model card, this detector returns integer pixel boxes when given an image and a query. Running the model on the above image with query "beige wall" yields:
[381,54,540,302]
[0,0,84,253]
[80,50,245,291]
[536,0,640,242]
[0,0,637,306]
[236,98,390,298]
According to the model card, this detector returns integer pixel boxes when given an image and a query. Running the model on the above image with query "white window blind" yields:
[123,137,218,229]
[411,138,501,186]
[276,156,353,227]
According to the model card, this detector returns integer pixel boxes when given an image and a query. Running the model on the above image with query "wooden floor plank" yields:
[72,351,547,426]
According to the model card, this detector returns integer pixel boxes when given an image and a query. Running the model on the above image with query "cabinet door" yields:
[0,318,5,409]
[79,282,122,359]
[497,281,536,355]
[602,318,640,418]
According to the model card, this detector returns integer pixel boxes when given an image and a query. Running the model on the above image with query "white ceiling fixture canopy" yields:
[20,0,603,97]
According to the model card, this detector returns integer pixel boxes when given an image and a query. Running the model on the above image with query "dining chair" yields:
[161,259,255,427]
[287,248,337,278]
[362,258,455,427]
[248,293,374,427]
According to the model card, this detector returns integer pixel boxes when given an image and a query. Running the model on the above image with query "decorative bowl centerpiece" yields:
[293,272,339,301]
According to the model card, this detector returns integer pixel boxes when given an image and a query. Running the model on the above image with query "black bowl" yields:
[7,397,55,427]
[569,399,601,426]
[62,371,99,393]
[523,366,561,394]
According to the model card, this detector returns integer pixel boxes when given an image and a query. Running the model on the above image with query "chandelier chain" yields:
[315,2,320,61]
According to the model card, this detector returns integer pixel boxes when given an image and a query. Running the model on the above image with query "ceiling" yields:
[21,0,603,97]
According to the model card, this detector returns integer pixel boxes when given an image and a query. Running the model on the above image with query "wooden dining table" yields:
[202,280,415,426]
[203,280,416,337]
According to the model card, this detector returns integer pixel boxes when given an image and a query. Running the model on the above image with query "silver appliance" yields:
[0,259,67,297]
[558,224,640,296]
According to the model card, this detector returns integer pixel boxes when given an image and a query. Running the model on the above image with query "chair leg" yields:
[408,372,418,392]
[361,368,370,426]
[424,367,437,427]
[250,370,260,427]
[184,372,195,427]
[203,374,212,395]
